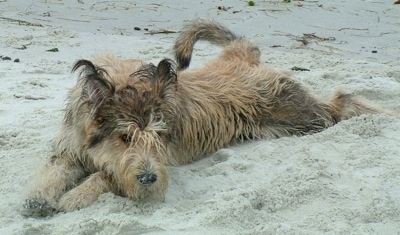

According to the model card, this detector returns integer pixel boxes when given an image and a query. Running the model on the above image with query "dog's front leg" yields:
[23,154,85,217]
[57,171,116,212]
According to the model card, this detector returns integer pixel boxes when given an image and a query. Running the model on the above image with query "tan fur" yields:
[23,19,381,217]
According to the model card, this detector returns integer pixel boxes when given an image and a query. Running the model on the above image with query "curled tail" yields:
[173,19,239,70]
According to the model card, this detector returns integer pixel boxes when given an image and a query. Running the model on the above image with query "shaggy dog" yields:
[23,19,380,217]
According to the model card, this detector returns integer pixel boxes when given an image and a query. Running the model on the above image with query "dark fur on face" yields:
[68,59,177,148]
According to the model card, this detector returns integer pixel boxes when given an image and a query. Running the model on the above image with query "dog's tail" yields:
[173,19,239,70]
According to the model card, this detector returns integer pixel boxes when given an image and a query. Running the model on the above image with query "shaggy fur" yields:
[23,19,380,217]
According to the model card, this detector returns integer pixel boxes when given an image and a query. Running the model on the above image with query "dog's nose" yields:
[137,172,157,185]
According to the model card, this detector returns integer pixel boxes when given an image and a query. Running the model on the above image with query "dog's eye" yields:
[121,134,132,144]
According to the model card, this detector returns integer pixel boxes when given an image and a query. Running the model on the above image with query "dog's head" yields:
[71,58,177,200]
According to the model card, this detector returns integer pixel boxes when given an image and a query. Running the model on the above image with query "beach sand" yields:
[1,0,399,234]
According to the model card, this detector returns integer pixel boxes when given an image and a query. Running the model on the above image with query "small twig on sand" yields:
[16,42,33,50]
[146,29,180,35]
[291,66,310,71]
[259,9,289,13]
[57,17,90,23]
[338,27,368,31]
[301,33,335,42]
[0,17,43,27]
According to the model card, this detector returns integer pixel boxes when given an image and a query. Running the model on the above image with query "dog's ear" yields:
[72,60,115,116]
[153,59,177,99]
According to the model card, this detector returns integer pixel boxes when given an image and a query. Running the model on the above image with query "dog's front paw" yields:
[22,198,58,217]
[57,189,99,212]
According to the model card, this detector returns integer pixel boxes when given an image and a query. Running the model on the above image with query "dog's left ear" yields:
[153,59,177,99]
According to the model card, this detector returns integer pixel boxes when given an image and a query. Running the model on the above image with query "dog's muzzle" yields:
[137,172,157,185]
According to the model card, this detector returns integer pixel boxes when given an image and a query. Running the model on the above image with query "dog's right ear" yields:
[72,60,115,116]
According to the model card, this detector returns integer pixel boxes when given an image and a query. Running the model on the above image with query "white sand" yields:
[1,0,400,234]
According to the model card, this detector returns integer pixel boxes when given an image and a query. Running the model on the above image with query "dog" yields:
[23,19,380,217]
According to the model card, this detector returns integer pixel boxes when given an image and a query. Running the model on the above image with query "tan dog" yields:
[23,19,380,217]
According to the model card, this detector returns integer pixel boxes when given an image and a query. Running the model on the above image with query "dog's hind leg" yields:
[326,89,381,121]
[218,39,261,66]
[23,154,85,217]
[256,76,382,137]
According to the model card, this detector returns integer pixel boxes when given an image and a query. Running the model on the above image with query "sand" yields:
[1,0,399,234]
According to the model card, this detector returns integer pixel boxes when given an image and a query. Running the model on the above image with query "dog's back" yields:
[165,20,381,163]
